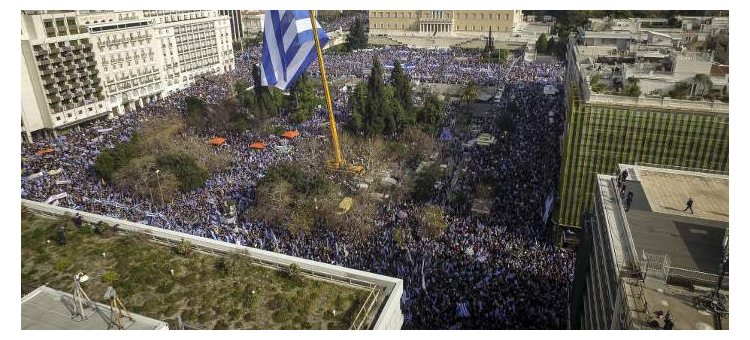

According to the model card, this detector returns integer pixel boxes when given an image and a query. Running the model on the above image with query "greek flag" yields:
[261,10,329,91]
[456,301,470,318]
[541,190,554,225]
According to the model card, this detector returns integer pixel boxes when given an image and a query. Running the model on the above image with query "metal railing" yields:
[634,162,728,176]
[642,250,728,290]
[22,200,392,329]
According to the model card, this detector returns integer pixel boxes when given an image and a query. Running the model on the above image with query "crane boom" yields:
[309,10,343,168]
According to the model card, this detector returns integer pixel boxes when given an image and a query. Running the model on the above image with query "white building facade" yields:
[21,10,235,143]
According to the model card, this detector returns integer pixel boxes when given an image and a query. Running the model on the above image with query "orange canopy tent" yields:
[209,137,226,146]
[35,147,54,155]
[281,130,299,139]
[249,142,266,150]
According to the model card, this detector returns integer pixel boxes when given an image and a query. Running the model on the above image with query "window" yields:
[505,14,509,21]
[44,20,53,28]
[67,18,76,26]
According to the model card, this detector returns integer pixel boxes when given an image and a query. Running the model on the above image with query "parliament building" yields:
[368,10,523,35]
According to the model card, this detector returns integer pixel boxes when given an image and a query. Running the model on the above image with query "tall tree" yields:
[390,61,413,113]
[252,64,281,119]
[622,77,642,97]
[287,74,320,124]
[345,17,368,51]
[536,33,549,54]
[417,91,443,135]
[365,57,386,135]
[461,81,479,107]
[347,82,367,133]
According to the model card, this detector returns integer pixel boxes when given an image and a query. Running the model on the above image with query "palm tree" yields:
[461,81,479,107]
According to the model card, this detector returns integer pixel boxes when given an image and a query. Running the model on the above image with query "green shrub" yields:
[155,153,208,192]
[102,271,118,286]
[53,259,70,272]
[94,133,142,181]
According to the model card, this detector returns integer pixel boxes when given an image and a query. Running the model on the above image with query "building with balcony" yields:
[556,32,729,230]
[568,164,728,330]
[144,10,234,93]
[21,10,236,143]
[78,10,163,116]
[22,10,108,143]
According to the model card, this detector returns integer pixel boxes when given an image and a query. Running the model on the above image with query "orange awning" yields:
[209,137,226,146]
[249,142,266,150]
[281,130,299,139]
[35,147,54,155]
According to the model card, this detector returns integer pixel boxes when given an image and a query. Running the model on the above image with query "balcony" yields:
[44,86,58,94]
[59,84,71,91]
[41,68,54,76]
[51,57,63,64]
[34,49,48,57]
[42,76,56,85]
[90,69,99,75]
[61,92,73,101]
[47,94,61,103]
[72,44,83,51]
[84,43,93,49]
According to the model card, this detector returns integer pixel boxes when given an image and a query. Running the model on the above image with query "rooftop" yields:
[21,212,381,330]
[596,165,730,329]
[22,286,169,330]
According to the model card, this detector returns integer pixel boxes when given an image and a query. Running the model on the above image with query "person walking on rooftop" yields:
[682,197,694,214]
[625,192,633,212]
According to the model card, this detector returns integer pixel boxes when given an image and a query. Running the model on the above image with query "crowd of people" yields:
[21,45,574,329]
[319,12,369,32]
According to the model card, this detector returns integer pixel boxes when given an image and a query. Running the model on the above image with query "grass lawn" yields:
[21,212,371,330]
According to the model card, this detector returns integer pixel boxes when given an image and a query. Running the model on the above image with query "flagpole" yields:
[309,10,343,168]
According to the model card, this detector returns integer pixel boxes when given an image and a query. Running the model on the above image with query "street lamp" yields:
[155,169,165,206]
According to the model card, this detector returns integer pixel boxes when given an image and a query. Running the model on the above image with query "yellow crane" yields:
[309,10,363,175]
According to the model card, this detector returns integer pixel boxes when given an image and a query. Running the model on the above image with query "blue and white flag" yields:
[261,10,329,91]
[456,301,470,318]
[541,190,554,225]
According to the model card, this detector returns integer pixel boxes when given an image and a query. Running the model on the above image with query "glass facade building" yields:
[557,66,729,229]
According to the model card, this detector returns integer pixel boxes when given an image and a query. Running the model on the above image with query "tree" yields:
[251,64,280,119]
[622,77,641,97]
[589,74,609,93]
[547,37,557,55]
[155,153,208,192]
[461,81,479,106]
[347,82,367,133]
[669,81,691,99]
[412,164,439,203]
[536,33,549,54]
[416,91,444,135]
[419,204,448,239]
[364,57,387,136]
[94,133,143,182]
[287,74,320,124]
[693,73,713,98]
[390,61,413,113]
[345,17,368,50]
